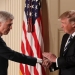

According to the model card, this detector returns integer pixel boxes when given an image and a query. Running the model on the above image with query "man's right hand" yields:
[42,57,52,68]
[42,52,57,63]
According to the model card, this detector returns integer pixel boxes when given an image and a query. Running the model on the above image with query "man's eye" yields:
[8,24,12,26]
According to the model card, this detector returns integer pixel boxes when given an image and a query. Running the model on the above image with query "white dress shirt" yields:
[37,58,42,63]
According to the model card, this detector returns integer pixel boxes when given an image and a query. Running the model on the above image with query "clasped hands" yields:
[42,52,57,68]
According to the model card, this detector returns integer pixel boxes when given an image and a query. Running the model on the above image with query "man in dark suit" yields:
[42,10,75,75]
[0,11,42,75]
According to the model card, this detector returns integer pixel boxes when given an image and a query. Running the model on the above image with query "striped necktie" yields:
[64,35,73,51]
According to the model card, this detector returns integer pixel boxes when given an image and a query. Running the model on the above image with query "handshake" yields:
[37,52,57,68]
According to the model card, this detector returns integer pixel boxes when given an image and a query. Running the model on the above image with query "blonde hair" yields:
[59,10,75,23]
[0,11,14,22]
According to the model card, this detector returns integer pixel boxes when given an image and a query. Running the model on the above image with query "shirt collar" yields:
[71,32,75,37]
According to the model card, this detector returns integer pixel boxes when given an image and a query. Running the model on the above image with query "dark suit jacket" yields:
[0,37,37,75]
[49,33,75,75]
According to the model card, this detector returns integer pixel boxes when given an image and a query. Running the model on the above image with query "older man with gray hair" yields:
[0,11,42,75]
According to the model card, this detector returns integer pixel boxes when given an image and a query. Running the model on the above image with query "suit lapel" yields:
[60,34,69,56]
[63,36,75,56]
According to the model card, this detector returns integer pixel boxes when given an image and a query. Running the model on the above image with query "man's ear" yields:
[72,24,75,28]
[71,22,75,28]
[71,22,75,25]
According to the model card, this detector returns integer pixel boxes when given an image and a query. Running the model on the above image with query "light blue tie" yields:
[64,35,73,51]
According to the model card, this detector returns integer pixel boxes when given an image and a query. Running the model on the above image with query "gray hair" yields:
[0,11,14,22]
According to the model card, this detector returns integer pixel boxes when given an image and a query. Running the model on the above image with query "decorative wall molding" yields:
[58,0,60,17]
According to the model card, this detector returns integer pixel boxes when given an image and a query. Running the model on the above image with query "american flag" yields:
[20,0,46,75]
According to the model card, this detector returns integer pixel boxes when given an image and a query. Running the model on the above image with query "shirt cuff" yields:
[37,58,42,64]
[56,58,58,67]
